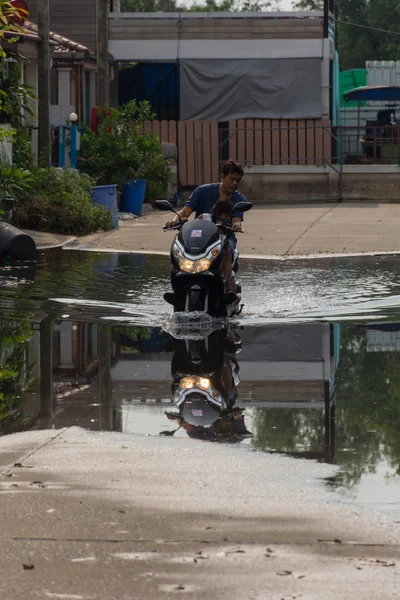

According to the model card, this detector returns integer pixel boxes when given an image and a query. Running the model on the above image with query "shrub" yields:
[12,127,34,169]
[78,100,170,198]
[143,153,170,202]
[0,161,32,200]
[0,156,32,219]
[13,168,113,235]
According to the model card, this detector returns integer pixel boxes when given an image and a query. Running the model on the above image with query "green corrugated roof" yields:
[340,69,367,106]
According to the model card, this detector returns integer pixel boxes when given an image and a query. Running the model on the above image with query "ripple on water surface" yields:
[2,250,400,324]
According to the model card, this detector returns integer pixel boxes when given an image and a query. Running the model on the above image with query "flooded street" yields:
[2,250,400,521]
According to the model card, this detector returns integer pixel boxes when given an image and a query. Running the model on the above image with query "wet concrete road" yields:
[29,202,400,258]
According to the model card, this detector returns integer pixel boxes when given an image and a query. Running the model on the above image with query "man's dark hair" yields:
[212,199,234,219]
[221,160,244,178]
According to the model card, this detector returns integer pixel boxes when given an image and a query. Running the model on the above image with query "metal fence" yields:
[340,124,400,165]
[50,117,400,187]
[219,119,333,167]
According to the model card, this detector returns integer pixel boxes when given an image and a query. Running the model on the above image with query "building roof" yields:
[17,21,95,56]
[112,11,324,19]
[3,28,40,43]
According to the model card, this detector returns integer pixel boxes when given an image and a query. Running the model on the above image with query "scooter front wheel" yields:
[185,288,209,313]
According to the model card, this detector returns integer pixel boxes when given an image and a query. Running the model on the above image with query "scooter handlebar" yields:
[162,223,245,233]
[217,224,246,234]
[163,224,182,231]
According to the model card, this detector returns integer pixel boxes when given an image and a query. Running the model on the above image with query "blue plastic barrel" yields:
[121,180,147,215]
[91,185,118,228]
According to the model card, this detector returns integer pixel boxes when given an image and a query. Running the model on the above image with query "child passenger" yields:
[197,199,234,226]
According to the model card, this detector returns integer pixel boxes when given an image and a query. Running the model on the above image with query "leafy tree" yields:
[250,323,400,490]
[293,0,400,71]
[0,0,27,55]
[121,0,279,12]
[293,0,322,8]
[0,56,36,126]
[330,324,400,487]
[121,0,177,10]
[184,0,236,12]
[252,407,325,456]
[0,1,36,156]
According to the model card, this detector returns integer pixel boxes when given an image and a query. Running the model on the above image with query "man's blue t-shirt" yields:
[185,184,246,220]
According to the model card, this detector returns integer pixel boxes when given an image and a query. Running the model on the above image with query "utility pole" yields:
[97,0,109,107]
[323,0,329,39]
[37,0,51,165]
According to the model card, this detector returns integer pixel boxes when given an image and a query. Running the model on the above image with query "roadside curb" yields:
[61,245,400,261]
[36,236,77,250]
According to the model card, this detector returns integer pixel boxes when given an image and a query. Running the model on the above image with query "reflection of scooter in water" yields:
[161,328,252,443]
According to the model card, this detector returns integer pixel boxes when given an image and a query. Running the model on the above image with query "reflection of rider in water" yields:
[161,327,251,442]
[163,343,251,442]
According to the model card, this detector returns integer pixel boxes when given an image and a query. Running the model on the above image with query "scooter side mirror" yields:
[230,201,253,214]
[155,200,176,213]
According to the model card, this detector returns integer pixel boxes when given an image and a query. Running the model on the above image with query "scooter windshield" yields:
[178,220,219,255]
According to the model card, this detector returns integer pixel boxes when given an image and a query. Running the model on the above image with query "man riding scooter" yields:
[165,160,247,296]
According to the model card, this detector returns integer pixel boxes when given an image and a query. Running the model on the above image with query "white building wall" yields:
[109,38,327,62]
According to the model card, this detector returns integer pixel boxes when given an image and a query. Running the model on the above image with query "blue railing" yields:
[51,124,84,169]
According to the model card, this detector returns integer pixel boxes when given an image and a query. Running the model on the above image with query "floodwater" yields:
[2,249,400,518]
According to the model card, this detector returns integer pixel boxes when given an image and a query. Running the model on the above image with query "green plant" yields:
[0,122,14,168]
[0,55,36,127]
[0,1,28,56]
[78,100,170,195]
[12,126,33,169]
[0,121,13,142]
[142,153,170,201]
[0,160,32,200]
[0,317,34,424]
[13,168,113,235]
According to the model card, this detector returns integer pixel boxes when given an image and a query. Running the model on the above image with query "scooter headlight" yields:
[179,258,211,273]
[181,376,196,390]
[197,377,211,391]
[181,376,211,391]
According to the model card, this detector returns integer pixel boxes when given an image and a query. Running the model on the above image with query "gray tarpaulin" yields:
[180,58,322,121]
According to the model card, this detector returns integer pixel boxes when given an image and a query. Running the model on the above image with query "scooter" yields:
[155,199,252,317]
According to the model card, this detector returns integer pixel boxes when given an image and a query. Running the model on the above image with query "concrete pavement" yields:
[1,427,399,600]
[23,230,76,250]
[28,202,400,258]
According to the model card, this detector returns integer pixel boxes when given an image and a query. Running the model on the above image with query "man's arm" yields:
[165,186,201,228]
[165,205,193,228]
[231,192,246,230]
